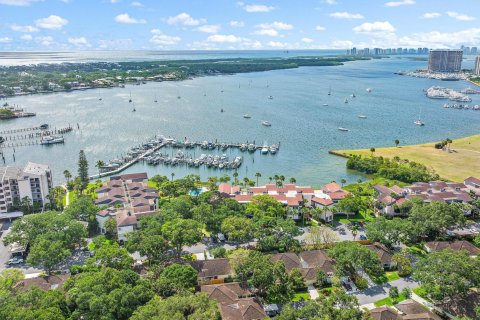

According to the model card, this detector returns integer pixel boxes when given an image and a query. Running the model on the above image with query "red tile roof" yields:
[311,197,333,206]
[329,190,348,200]
[321,182,342,193]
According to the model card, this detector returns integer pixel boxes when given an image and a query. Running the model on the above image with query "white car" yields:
[6,257,24,265]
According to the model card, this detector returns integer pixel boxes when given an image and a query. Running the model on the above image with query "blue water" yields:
[1,53,479,186]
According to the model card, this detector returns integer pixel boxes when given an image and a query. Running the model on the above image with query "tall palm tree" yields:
[273,175,279,185]
[289,177,296,184]
[233,171,239,185]
[171,172,175,181]
[340,178,346,187]
[268,177,273,183]
[63,170,72,184]
[370,147,375,156]
[95,160,105,175]
[255,172,262,186]
[351,224,359,241]
[243,177,250,188]
[395,139,400,147]
[279,175,285,187]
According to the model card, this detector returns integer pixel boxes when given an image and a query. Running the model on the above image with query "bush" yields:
[389,286,399,299]
[401,287,411,299]
[354,277,369,290]
[210,247,227,258]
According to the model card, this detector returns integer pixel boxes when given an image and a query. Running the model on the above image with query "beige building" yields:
[0,162,53,214]
[428,50,463,72]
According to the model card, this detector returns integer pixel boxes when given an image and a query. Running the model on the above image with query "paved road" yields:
[354,277,419,305]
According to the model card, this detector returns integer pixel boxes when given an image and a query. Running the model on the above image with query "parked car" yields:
[359,235,367,240]
[6,257,24,265]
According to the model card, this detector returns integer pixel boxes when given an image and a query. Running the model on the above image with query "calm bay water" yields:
[1,52,480,186]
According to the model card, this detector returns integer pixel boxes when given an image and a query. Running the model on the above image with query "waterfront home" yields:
[190,258,233,285]
[373,184,406,216]
[219,182,348,221]
[366,243,396,270]
[464,176,480,196]
[201,282,267,320]
[425,240,480,257]
[94,173,158,241]
[404,181,473,205]
[270,250,336,285]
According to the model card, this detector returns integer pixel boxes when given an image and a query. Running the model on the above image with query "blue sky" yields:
[0,0,479,51]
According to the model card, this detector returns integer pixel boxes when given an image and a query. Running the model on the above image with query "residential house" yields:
[404,181,473,210]
[434,290,480,319]
[13,274,70,292]
[201,282,267,320]
[373,184,406,216]
[190,258,233,285]
[395,299,441,320]
[94,173,159,241]
[270,250,336,285]
[366,243,396,270]
[370,306,402,320]
[425,240,480,257]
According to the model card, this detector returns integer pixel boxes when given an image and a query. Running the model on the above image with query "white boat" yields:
[41,135,64,145]
[338,127,349,132]
[269,144,278,154]
[268,95,273,100]
[248,144,256,152]
[358,115,367,119]
[262,121,271,127]
[366,88,372,93]
[344,98,349,104]
[243,114,251,119]
[323,103,328,106]
[261,143,269,154]
[414,120,425,126]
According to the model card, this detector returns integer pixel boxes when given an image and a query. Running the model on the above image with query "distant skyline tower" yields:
[475,56,480,76]
[428,49,463,72]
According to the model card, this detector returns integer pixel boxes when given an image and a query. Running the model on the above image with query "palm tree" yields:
[351,224,359,241]
[340,178,347,187]
[395,139,400,147]
[63,170,72,184]
[268,177,273,183]
[289,177,296,184]
[171,172,175,181]
[233,171,239,185]
[273,174,279,185]
[243,177,250,188]
[370,147,375,156]
[255,172,262,186]
[279,175,285,187]
[95,160,105,175]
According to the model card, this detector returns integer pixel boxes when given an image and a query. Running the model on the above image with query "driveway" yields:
[308,285,319,300]
[354,277,419,305]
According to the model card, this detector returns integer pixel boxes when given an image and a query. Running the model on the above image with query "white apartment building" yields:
[0,162,53,214]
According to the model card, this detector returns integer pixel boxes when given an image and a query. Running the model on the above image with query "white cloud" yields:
[114,13,146,24]
[243,4,274,12]
[330,39,353,49]
[0,37,12,43]
[20,34,33,41]
[257,21,293,30]
[384,0,415,7]
[301,37,313,43]
[0,0,42,6]
[68,36,90,46]
[130,1,142,6]
[446,11,475,21]
[207,34,244,43]
[110,0,119,3]
[35,36,54,46]
[253,29,279,37]
[322,0,337,4]
[229,20,245,27]
[267,41,288,48]
[10,24,39,32]
[195,24,221,33]
[422,12,441,19]
[396,28,480,48]
[166,12,204,26]
[315,25,326,31]
[35,15,68,30]
[329,12,364,19]
[150,34,181,46]
[353,21,396,34]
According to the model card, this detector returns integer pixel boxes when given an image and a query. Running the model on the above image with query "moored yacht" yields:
[358,115,367,119]
[414,120,425,126]
[269,144,278,154]
[261,143,269,154]
[338,127,349,132]
[262,121,271,127]
[243,114,251,119]
[41,135,64,145]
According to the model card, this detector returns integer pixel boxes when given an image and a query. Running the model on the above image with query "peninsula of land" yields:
[0,55,372,97]
[331,134,480,182]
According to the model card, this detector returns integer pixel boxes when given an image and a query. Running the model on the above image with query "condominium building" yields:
[0,162,53,214]
[428,50,463,72]
[475,56,480,76]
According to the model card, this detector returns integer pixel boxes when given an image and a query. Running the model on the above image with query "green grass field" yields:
[333,134,480,182]
[374,293,408,307]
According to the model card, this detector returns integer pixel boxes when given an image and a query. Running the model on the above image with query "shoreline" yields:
[329,134,480,182]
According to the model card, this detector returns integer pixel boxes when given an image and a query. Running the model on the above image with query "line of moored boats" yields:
[443,103,480,110]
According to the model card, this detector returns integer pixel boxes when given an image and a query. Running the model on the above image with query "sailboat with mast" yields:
[414,106,425,126]
[129,91,132,103]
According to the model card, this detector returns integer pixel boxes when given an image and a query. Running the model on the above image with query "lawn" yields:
[332,134,480,182]
[292,292,311,301]
[374,293,407,307]
[371,271,400,285]
[334,210,375,224]
[412,286,429,300]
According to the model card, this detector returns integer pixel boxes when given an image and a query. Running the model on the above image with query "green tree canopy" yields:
[246,195,286,219]
[220,216,255,242]
[130,293,221,320]
[27,238,71,274]
[154,264,198,297]
[86,242,134,270]
[161,218,203,257]
[329,241,383,278]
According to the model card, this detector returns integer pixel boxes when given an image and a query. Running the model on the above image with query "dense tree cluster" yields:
[346,155,440,183]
